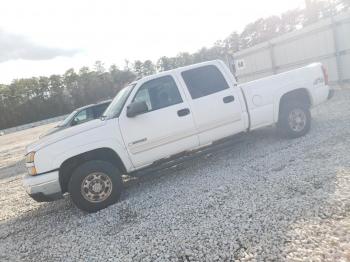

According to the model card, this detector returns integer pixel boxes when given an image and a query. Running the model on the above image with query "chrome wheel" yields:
[288,109,307,132]
[81,172,113,203]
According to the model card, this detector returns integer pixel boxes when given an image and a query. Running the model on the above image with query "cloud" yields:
[0,29,80,63]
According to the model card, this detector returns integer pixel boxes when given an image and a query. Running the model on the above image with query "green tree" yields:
[142,60,156,76]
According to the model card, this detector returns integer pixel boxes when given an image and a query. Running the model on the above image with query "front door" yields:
[119,75,199,168]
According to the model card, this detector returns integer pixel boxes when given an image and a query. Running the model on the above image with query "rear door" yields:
[177,63,246,145]
[119,75,199,168]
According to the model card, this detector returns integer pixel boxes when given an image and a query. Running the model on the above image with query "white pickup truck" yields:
[24,60,332,212]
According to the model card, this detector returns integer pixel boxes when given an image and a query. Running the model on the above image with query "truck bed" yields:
[238,63,328,130]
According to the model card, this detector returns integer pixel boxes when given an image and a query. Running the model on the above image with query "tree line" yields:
[0,0,348,129]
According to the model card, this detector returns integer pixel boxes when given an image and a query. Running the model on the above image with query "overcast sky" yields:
[0,0,305,84]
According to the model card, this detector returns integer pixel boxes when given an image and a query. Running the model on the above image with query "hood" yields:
[26,119,107,153]
[39,125,65,138]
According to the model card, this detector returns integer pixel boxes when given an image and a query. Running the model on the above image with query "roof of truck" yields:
[133,59,225,84]
[75,99,112,111]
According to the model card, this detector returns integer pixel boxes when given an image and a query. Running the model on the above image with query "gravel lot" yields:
[1,89,350,261]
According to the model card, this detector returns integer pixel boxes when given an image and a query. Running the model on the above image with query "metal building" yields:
[233,11,350,85]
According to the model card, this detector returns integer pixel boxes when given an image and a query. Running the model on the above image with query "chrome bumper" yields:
[23,171,63,202]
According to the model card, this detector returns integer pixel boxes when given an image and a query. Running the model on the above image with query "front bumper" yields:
[23,171,63,202]
[328,89,335,100]
[29,192,63,202]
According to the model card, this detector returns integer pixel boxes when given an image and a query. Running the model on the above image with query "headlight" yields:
[25,152,37,176]
[27,166,37,176]
[25,152,35,163]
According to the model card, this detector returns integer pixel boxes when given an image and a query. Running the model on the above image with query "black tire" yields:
[278,102,311,138]
[68,160,123,213]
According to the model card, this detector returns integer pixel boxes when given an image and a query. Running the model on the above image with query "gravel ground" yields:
[1,90,350,261]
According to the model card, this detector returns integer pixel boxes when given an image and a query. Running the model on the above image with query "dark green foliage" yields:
[0,65,136,129]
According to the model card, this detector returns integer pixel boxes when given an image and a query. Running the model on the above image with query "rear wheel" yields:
[68,160,122,212]
[278,102,311,138]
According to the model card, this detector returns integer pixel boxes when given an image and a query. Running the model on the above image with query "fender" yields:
[53,139,133,173]
[33,118,134,174]
[272,85,313,123]
[272,63,329,122]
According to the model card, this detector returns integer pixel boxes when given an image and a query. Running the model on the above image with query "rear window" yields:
[181,65,230,99]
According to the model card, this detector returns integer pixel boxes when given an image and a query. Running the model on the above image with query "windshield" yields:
[58,110,78,127]
[103,84,136,119]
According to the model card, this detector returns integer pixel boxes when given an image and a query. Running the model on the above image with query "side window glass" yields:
[93,103,110,118]
[134,87,152,111]
[181,65,230,99]
[72,108,94,125]
[133,76,182,112]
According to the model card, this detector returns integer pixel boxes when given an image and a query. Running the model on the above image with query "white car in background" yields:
[41,100,112,137]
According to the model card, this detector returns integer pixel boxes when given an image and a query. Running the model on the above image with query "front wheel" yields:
[68,160,123,212]
[278,102,311,138]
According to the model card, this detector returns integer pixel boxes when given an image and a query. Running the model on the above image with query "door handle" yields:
[177,108,190,117]
[223,95,235,103]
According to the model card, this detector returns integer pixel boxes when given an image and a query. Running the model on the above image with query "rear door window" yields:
[181,65,230,99]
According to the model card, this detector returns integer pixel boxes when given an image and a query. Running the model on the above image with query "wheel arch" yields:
[275,88,312,123]
[59,147,126,193]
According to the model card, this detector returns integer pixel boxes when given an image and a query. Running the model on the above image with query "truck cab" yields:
[116,61,248,168]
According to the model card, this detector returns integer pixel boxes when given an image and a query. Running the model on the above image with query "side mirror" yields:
[127,101,148,117]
